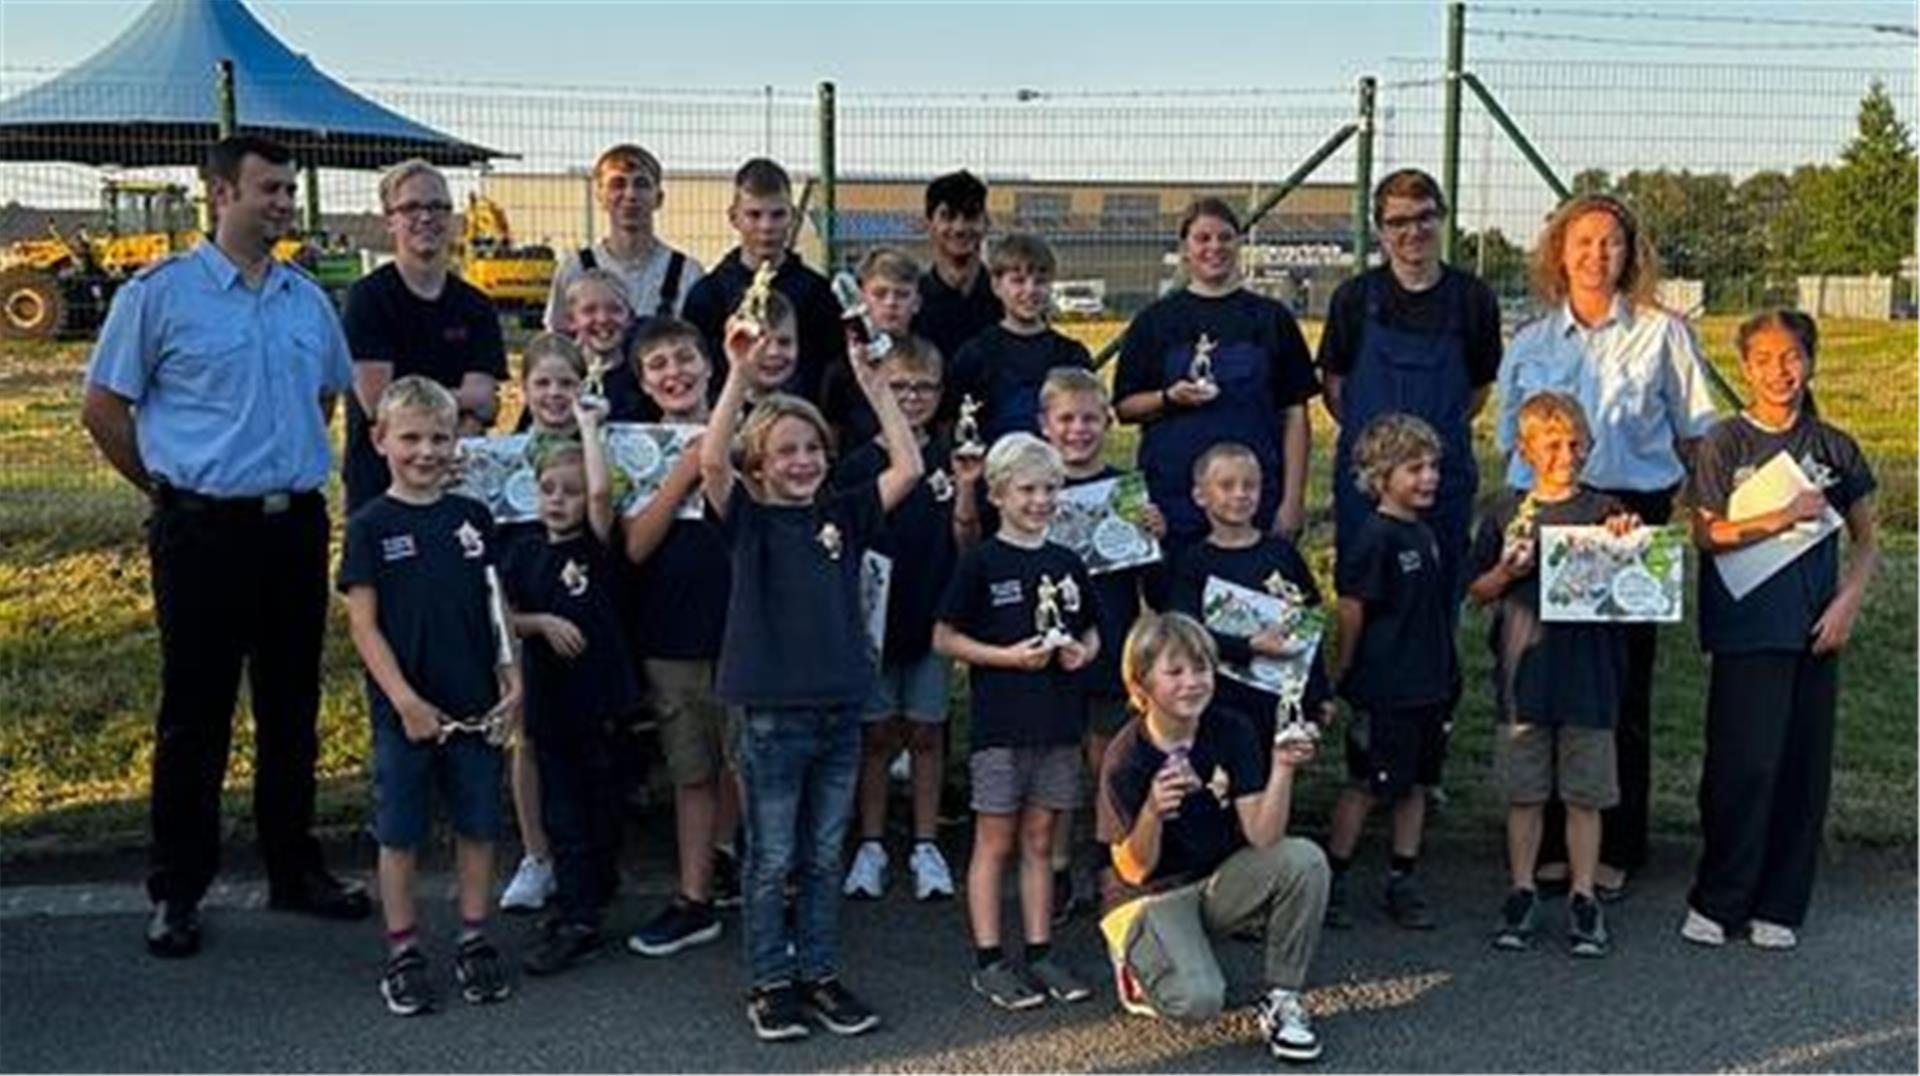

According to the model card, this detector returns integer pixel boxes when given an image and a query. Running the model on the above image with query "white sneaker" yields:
[1679,906,1726,947]
[500,854,554,912]
[888,749,911,783]
[843,842,887,899]
[909,842,955,901]
[1749,920,1799,949]
[1257,988,1322,1062]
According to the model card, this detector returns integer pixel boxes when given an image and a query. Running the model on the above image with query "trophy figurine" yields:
[581,357,612,409]
[830,270,892,363]
[1502,491,1540,566]
[1034,573,1074,649]
[954,394,986,458]
[1187,332,1220,400]
[733,259,778,339]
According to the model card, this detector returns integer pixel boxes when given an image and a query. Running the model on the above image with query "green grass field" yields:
[1,319,1912,853]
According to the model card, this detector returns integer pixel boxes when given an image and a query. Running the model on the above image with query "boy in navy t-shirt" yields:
[936,433,1102,1011]
[839,337,980,905]
[822,247,927,444]
[948,234,1092,446]
[702,314,924,1042]
[1322,413,1458,932]
[912,170,1002,366]
[339,377,521,1017]
[502,400,644,977]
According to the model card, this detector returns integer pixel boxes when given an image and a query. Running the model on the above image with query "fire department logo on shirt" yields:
[454,521,486,559]
[1207,764,1232,805]
[1057,575,1082,613]
[1798,452,1838,491]
[817,522,843,560]
[927,469,955,503]
[560,558,589,597]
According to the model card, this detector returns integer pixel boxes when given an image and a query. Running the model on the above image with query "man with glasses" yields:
[341,159,508,512]
[543,144,705,334]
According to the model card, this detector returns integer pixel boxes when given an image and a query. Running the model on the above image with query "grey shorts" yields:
[1495,723,1619,809]
[970,745,1082,815]
[645,658,727,786]
[862,651,952,723]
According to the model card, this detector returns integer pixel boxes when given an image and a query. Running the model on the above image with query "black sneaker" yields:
[453,935,513,1003]
[1383,872,1437,930]
[268,868,372,921]
[1050,869,1092,927]
[712,849,743,909]
[801,976,882,1035]
[1493,888,1540,951]
[1569,894,1611,958]
[627,899,722,957]
[523,921,604,976]
[1323,872,1353,930]
[380,947,435,1017]
[747,981,811,1042]
[145,900,202,958]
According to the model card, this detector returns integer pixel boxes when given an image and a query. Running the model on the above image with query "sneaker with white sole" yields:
[1112,960,1157,1018]
[971,958,1044,1011]
[1749,920,1798,950]
[843,841,888,900]
[500,855,555,913]
[1679,906,1727,947]
[1257,988,1322,1062]
[380,947,435,1017]
[1029,956,1092,1003]
[1568,893,1610,958]
[909,842,955,901]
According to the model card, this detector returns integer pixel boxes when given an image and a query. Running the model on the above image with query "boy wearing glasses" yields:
[342,159,508,512]
[542,143,705,333]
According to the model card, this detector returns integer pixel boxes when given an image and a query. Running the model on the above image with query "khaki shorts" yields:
[1495,722,1618,809]
[645,658,727,786]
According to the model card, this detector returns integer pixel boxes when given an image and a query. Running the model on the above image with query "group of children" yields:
[337,148,1877,1052]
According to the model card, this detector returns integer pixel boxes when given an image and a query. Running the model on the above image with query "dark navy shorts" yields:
[1344,702,1450,801]
[371,702,505,849]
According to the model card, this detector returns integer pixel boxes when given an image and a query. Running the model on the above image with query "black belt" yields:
[152,485,320,516]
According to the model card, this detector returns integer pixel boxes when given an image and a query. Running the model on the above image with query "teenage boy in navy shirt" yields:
[936,433,1102,1011]
[1322,413,1458,932]
[949,234,1092,445]
[339,377,521,1017]
[913,169,1002,368]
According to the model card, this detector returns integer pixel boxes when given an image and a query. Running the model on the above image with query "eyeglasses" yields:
[887,380,941,397]
[388,200,453,218]
[1380,209,1441,233]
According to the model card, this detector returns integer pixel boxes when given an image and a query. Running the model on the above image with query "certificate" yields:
[1048,472,1161,575]
[1538,524,1686,623]
[452,423,703,524]
[1713,451,1842,601]
[1200,575,1325,700]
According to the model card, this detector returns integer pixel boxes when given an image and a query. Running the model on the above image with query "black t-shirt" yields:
[1167,534,1332,721]
[949,325,1093,445]
[914,264,1003,373]
[341,265,508,512]
[714,483,886,708]
[628,511,731,661]
[938,537,1102,749]
[682,248,846,407]
[1114,289,1319,538]
[1315,267,1502,385]
[1687,412,1875,654]
[337,494,501,719]
[834,435,958,664]
[1334,512,1458,710]
[1096,707,1267,910]
[499,530,643,737]
[1468,488,1628,727]
[1063,466,1147,702]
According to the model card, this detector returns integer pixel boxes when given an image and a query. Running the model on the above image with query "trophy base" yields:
[1189,381,1221,403]
[1274,721,1319,746]
[953,443,986,460]
[1040,628,1075,650]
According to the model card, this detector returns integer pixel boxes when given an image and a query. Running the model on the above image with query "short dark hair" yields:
[1178,197,1242,239]
[202,134,292,186]
[734,157,791,198]
[925,170,987,219]
[1372,168,1446,225]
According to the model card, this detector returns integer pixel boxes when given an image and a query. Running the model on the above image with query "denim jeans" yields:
[735,704,861,987]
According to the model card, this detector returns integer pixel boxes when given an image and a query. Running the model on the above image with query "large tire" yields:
[0,267,65,341]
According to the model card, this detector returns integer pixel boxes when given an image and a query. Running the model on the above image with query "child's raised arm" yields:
[847,341,924,511]
[701,321,761,519]
[623,434,704,565]
[576,397,615,542]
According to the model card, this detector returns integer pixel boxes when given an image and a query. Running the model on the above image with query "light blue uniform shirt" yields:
[1496,298,1720,492]
[86,241,352,498]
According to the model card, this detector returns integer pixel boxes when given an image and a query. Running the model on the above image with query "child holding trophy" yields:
[934,433,1102,1012]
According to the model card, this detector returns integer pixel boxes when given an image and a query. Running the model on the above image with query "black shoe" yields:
[1384,872,1437,930]
[1493,887,1540,951]
[1568,894,1611,958]
[801,976,881,1036]
[454,934,513,1002]
[747,981,812,1042]
[269,868,373,921]
[381,946,436,1016]
[627,899,722,957]
[145,901,201,958]
[523,921,604,977]
[1323,871,1353,930]
[712,849,743,910]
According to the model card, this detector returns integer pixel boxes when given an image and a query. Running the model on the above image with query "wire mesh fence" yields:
[1,47,1913,529]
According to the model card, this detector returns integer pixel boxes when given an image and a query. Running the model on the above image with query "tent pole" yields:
[201,59,237,234]
[304,162,321,235]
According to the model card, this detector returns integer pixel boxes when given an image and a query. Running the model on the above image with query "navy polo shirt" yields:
[1335,512,1458,710]
[499,530,642,737]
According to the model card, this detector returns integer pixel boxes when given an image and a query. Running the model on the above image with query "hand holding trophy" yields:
[1034,573,1075,650]
[830,271,892,363]
[1183,332,1221,403]
[724,259,779,373]
[954,393,987,459]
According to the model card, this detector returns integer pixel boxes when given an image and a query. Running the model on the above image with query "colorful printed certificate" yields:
[1538,523,1687,623]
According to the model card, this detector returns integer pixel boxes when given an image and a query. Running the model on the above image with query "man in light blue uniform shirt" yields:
[82,134,372,959]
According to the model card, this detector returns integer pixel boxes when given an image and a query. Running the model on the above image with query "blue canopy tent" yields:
[0,0,500,168]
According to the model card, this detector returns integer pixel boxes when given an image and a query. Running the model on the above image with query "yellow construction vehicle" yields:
[457,192,554,326]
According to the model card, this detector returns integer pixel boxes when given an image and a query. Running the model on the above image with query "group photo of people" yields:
[80,127,1883,1067]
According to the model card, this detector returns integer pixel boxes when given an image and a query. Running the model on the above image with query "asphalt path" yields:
[2,839,1914,1073]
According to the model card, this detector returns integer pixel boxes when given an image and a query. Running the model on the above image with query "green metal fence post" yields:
[1352,75,1377,280]
[817,80,837,272]
[1461,72,1570,201]
[1441,1,1464,261]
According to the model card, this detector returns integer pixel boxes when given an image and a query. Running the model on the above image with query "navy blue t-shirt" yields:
[1095,707,1267,910]
[714,483,886,708]
[1468,488,1628,728]
[1062,466,1148,703]
[628,510,731,661]
[1335,512,1458,710]
[338,494,501,720]
[1114,289,1319,538]
[1688,412,1875,655]
[914,266,1003,382]
[949,325,1093,445]
[938,537,1102,749]
[1167,534,1333,725]
[834,435,959,664]
[499,530,643,737]
[682,248,846,407]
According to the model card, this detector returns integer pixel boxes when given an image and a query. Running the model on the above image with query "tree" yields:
[1803,81,1918,276]
[1460,227,1527,296]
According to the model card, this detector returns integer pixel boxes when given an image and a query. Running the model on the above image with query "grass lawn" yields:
[1,321,1912,853]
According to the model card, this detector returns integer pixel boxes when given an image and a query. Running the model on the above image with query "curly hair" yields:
[1350,412,1442,498]
[1527,193,1662,311]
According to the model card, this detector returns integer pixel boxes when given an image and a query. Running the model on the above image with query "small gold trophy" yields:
[1034,573,1073,649]
[1188,332,1220,399]
[1503,492,1540,567]
[734,259,778,338]
[581,357,612,409]
[954,394,986,459]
